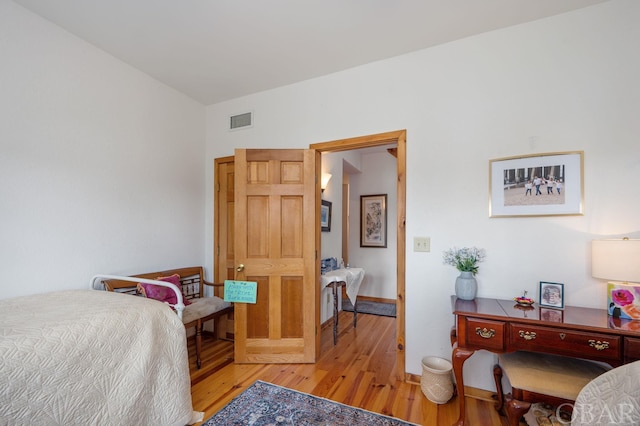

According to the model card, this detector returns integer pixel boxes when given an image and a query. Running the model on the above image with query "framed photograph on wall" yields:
[539,281,564,309]
[360,194,387,248]
[489,151,584,217]
[321,200,332,232]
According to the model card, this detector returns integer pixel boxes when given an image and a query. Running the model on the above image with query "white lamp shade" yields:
[320,173,332,190]
[592,239,640,283]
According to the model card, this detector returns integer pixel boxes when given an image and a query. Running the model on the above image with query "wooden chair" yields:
[493,351,610,426]
[103,266,233,369]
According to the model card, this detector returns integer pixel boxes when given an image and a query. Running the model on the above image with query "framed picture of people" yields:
[489,151,584,217]
[539,281,564,309]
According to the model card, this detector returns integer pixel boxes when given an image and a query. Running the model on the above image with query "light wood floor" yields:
[188,311,507,426]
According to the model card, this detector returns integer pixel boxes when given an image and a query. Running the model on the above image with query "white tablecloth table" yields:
[321,267,365,345]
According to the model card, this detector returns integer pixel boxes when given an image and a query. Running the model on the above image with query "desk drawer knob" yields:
[518,330,537,341]
[475,327,496,339]
[588,339,610,351]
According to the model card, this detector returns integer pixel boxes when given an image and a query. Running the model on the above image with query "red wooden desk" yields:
[451,296,640,426]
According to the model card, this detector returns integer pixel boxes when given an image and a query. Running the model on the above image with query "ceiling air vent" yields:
[229,111,253,130]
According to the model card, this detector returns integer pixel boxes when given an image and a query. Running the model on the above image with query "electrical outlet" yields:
[414,237,431,252]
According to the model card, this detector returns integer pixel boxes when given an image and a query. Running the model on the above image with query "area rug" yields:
[204,380,417,425]
[342,300,396,317]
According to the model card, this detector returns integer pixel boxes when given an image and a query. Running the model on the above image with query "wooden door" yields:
[234,149,319,363]
[214,156,236,283]
[214,156,235,338]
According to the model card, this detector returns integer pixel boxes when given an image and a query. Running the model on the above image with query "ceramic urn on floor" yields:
[420,356,454,404]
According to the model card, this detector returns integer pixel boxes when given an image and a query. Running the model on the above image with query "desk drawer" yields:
[624,337,640,362]
[465,318,505,350]
[510,323,621,362]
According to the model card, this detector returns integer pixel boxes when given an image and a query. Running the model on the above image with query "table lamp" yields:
[592,238,640,319]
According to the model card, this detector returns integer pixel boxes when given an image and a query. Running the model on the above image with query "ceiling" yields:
[14,0,609,105]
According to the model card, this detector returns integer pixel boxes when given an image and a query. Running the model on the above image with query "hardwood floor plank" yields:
[189,312,506,425]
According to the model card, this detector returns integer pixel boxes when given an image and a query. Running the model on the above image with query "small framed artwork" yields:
[540,307,564,323]
[607,282,640,319]
[539,281,564,309]
[489,151,584,217]
[360,194,387,248]
[320,200,332,232]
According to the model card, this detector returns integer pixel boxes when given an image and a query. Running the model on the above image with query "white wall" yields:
[0,1,206,298]
[319,151,349,261]
[318,151,347,323]
[348,151,397,300]
[205,0,640,390]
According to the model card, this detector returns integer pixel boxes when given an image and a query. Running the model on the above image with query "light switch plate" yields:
[414,237,430,252]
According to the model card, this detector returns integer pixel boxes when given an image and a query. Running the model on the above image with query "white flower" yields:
[443,247,486,276]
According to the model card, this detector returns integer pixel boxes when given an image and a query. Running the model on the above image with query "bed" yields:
[0,288,200,426]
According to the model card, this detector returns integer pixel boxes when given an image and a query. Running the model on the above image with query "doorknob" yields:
[236,263,245,272]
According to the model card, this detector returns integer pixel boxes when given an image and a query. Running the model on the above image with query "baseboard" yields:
[406,372,495,403]
[406,372,421,385]
[357,295,396,304]
[463,386,497,403]
[340,289,396,305]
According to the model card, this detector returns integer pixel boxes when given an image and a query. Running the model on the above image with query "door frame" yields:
[310,129,407,381]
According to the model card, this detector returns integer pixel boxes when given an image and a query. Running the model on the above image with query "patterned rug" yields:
[204,380,417,425]
[342,300,396,317]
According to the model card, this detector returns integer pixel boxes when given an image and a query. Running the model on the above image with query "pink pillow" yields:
[138,274,191,306]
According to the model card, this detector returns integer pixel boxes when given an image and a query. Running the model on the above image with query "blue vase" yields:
[455,271,477,300]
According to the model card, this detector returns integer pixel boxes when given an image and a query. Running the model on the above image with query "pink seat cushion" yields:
[138,274,191,306]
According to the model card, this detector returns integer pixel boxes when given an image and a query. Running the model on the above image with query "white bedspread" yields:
[0,290,196,426]
[572,360,640,426]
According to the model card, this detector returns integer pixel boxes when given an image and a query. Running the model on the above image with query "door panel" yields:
[246,196,269,256]
[214,157,235,338]
[247,276,269,338]
[215,158,236,281]
[281,277,304,338]
[234,148,318,363]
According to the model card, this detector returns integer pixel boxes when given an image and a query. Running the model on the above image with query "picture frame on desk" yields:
[539,281,564,309]
[607,282,640,319]
[489,151,584,217]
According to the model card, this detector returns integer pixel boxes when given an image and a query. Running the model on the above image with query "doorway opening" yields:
[213,130,407,379]
[310,129,407,381]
